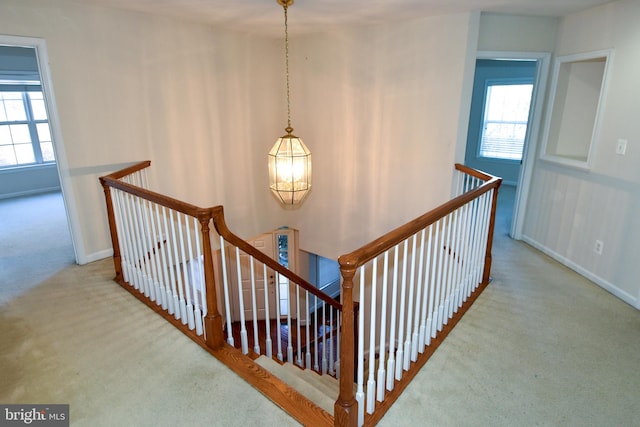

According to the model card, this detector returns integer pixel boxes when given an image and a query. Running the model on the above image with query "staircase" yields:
[100,161,502,426]
[255,355,340,415]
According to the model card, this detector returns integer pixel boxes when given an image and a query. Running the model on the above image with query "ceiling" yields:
[80,0,614,36]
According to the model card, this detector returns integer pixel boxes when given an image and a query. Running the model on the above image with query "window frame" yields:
[0,83,54,169]
[476,77,534,163]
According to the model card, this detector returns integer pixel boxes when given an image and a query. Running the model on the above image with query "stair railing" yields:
[101,161,500,427]
[100,161,342,423]
[334,164,501,427]
[100,161,225,350]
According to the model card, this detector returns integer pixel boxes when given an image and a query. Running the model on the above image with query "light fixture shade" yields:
[268,129,312,205]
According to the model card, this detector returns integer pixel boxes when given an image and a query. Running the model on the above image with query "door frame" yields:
[476,51,551,240]
[0,34,81,263]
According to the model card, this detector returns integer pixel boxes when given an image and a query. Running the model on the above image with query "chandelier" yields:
[268,0,312,205]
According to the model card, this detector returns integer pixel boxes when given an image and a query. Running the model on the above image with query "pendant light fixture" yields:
[268,0,312,205]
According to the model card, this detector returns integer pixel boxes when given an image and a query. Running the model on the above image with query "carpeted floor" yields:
[0,192,75,305]
[1,188,639,426]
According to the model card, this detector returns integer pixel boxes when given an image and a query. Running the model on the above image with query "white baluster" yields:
[435,217,446,333]
[193,217,206,335]
[356,267,365,427]
[152,203,168,311]
[134,195,153,299]
[329,307,334,375]
[386,244,399,391]
[411,230,426,362]
[441,213,453,327]
[313,294,319,371]
[286,279,293,364]
[263,263,272,358]
[275,272,283,362]
[450,207,464,316]
[141,198,160,304]
[176,213,190,325]
[321,301,327,374]
[403,236,417,371]
[165,209,180,318]
[428,219,440,342]
[234,247,249,355]
[366,258,377,414]
[250,256,260,354]
[296,285,302,366]
[182,215,196,330]
[377,252,388,402]
[169,211,185,320]
[418,225,433,352]
[395,240,409,380]
[219,237,233,345]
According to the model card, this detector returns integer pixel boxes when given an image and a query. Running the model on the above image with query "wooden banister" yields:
[334,265,358,427]
[211,206,342,311]
[339,167,501,269]
[335,165,502,427]
[101,160,501,427]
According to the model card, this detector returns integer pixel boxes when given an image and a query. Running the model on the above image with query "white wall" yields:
[1,1,481,265]
[523,0,640,308]
[0,0,285,262]
[477,13,559,52]
[278,13,480,259]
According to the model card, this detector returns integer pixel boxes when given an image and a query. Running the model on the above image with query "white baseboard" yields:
[522,236,638,309]
[0,186,61,200]
[78,248,113,265]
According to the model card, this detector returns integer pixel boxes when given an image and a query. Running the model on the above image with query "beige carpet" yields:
[1,188,639,426]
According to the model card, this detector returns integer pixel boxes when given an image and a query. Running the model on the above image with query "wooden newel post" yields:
[482,182,501,285]
[334,264,358,427]
[199,213,224,350]
[100,180,123,283]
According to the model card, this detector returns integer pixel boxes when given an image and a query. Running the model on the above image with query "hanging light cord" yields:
[283,3,293,133]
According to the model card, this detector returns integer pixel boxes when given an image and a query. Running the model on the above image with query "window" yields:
[478,83,533,161]
[0,87,55,168]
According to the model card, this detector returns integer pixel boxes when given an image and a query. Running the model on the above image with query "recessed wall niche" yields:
[540,50,612,170]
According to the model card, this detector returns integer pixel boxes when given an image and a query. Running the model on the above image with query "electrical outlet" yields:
[594,240,604,255]
[616,139,628,155]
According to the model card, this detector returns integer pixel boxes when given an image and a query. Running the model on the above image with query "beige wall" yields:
[0,0,285,262]
[478,13,559,52]
[280,13,480,259]
[1,0,480,264]
[523,0,640,308]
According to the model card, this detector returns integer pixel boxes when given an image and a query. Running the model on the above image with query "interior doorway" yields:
[467,52,551,240]
[0,35,78,267]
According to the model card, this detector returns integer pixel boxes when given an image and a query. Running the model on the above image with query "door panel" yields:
[227,233,277,322]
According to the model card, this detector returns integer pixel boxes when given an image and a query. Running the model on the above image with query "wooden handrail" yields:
[335,164,502,427]
[338,164,502,270]
[100,161,341,312]
[100,160,151,180]
[101,160,501,427]
[211,206,343,311]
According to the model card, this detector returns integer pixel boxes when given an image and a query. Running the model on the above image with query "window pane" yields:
[14,143,35,164]
[2,91,28,121]
[0,125,11,145]
[0,90,55,168]
[10,124,31,143]
[29,92,48,120]
[479,83,533,161]
[0,145,17,166]
[37,122,51,142]
[41,141,55,162]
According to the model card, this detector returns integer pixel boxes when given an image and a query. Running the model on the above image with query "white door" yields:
[227,233,278,322]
